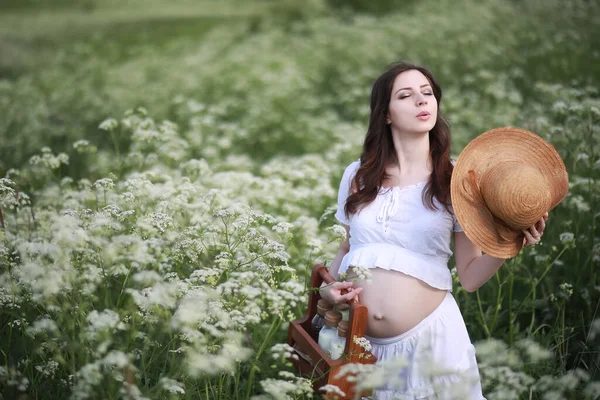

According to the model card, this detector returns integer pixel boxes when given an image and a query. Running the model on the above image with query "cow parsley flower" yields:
[559,232,574,244]
[349,265,372,284]
[273,221,293,234]
[98,118,118,131]
[319,384,346,397]
[327,224,348,240]
[86,309,125,340]
[159,377,185,394]
[73,140,98,154]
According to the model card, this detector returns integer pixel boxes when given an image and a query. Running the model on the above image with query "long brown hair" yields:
[345,61,454,219]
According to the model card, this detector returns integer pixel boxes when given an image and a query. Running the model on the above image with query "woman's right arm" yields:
[319,225,362,304]
[328,225,350,279]
[323,160,362,304]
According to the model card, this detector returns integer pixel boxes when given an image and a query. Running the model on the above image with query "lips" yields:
[417,111,430,117]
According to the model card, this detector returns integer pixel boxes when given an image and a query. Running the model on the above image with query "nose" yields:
[416,93,427,106]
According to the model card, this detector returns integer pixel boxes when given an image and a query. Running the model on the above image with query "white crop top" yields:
[334,160,463,291]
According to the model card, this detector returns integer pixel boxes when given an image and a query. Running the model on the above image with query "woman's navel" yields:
[373,312,385,320]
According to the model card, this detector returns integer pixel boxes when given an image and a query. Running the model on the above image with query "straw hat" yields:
[450,127,569,258]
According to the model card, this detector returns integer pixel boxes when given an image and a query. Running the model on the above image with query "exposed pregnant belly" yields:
[348,267,447,338]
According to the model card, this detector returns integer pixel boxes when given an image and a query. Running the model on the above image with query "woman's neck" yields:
[390,131,432,176]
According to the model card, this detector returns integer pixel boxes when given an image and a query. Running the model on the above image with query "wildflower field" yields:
[0,0,599,398]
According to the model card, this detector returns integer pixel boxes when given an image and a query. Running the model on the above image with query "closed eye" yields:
[399,91,434,99]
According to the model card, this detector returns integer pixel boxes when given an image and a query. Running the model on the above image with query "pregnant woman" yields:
[319,61,555,399]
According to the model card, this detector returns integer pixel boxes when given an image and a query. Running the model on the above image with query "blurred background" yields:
[1,0,598,176]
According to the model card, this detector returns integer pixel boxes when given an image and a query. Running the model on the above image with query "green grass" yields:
[0,1,263,79]
[0,0,264,174]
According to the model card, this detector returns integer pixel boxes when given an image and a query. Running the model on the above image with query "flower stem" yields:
[245,317,281,399]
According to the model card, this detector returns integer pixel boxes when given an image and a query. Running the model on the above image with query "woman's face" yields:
[387,69,438,135]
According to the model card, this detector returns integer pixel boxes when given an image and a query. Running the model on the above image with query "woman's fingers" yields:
[332,281,354,290]
[522,229,534,246]
[535,213,546,233]
[521,213,548,248]
[522,228,542,246]
[323,281,363,304]
[343,287,363,301]
[529,224,540,238]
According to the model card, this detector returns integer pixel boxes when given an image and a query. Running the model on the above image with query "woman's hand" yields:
[522,212,548,247]
[319,281,363,305]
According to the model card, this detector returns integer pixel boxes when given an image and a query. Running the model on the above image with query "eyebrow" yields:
[395,84,432,95]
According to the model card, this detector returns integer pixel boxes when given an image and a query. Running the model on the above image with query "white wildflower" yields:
[171,290,214,328]
[15,260,69,302]
[132,271,163,285]
[584,381,600,399]
[559,232,575,244]
[576,152,590,161]
[102,350,130,368]
[328,224,348,240]
[559,282,574,298]
[277,371,297,380]
[187,99,206,113]
[29,148,69,169]
[61,177,74,186]
[307,238,323,250]
[270,343,298,362]
[0,178,17,208]
[319,384,346,397]
[18,376,29,392]
[570,195,590,212]
[35,360,60,378]
[352,335,372,352]
[159,377,185,394]
[142,212,175,233]
[514,338,552,362]
[335,362,383,395]
[73,140,97,153]
[119,191,136,203]
[186,334,252,375]
[86,309,125,340]
[189,269,220,284]
[25,317,58,338]
[5,168,20,179]
[93,178,115,191]
[127,281,182,312]
[273,221,294,234]
[70,362,102,400]
[349,265,372,284]
[258,376,313,399]
[552,101,567,115]
[98,118,118,131]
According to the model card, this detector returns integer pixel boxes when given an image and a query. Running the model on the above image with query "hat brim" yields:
[451,127,569,258]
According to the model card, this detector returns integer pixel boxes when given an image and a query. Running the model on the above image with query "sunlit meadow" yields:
[0,0,599,398]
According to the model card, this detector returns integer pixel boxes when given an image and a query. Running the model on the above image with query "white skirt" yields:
[364,292,486,400]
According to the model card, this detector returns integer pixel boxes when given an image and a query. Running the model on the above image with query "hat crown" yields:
[479,161,552,230]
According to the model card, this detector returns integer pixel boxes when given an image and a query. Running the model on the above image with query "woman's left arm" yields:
[454,213,548,292]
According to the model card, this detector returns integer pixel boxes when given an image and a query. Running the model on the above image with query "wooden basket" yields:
[286,264,377,399]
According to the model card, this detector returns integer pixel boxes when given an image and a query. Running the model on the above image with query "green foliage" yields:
[325,0,415,15]
[0,0,599,399]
